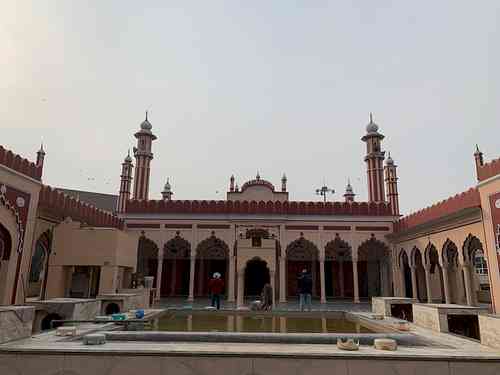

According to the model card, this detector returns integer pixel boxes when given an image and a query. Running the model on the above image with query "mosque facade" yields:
[1,115,500,313]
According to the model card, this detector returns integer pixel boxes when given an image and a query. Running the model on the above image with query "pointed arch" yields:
[285,237,319,260]
[357,236,390,262]
[462,234,484,264]
[442,239,459,266]
[136,235,159,284]
[164,233,191,259]
[196,234,229,259]
[410,246,423,267]
[325,234,352,261]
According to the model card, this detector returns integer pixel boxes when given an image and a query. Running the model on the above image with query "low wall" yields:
[98,289,150,315]
[0,306,34,344]
[372,297,415,318]
[479,314,500,349]
[413,304,443,332]
[413,304,488,334]
[0,352,499,375]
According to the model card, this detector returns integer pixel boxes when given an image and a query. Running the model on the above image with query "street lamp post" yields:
[316,184,335,203]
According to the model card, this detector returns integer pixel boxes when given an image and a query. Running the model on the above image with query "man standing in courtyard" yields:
[297,269,312,311]
[208,272,224,310]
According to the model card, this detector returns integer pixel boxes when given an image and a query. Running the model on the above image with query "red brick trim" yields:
[126,199,393,216]
[126,223,160,229]
[324,226,351,231]
[198,224,230,229]
[0,145,42,181]
[285,225,319,230]
[355,226,390,231]
[165,224,193,229]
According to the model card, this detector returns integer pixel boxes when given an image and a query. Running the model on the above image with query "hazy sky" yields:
[2,1,499,215]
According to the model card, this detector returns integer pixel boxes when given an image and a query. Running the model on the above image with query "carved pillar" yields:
[339,259,344,298]
[188,256,196,302]
[424,265,432,303]
[279,256,286,303]
[442,264,451,304]
[156,255,163,301]
[320,257,326,303]
[270,270,276,308]
[410,266,418,301]
[353,260,360,303]
[462,265,474,306]
[228,224,236,302]
[228,255,236,302]
[237,269,245,308]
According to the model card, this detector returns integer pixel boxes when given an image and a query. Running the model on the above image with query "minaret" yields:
[132,112,157,200]
[361,113,386,202]
[36,143,46,169]
[384,152,400,216]
[229,175,235,192]
[161,178,173,201]
[343,179,355,202]
[116,151,133,213]
[474,144,484,181]
[281,173,287,192]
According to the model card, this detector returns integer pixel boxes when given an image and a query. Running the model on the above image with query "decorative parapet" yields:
[38,185,123,229]
[394,187,480,233]
[0,145,43,181]
[126,199,393,216]
[478,157,500,182]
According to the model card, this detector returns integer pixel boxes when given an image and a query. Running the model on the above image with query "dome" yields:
[140,118,152,131]
[386,152,394,166]
[140,111,152,131]
[163,178,171,192]
[345,179,354,195]
[366,113,379,134]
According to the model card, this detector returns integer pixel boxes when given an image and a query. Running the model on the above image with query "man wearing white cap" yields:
[208,272,224,309]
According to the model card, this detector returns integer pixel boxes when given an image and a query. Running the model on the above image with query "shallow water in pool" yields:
[151,312,376,333]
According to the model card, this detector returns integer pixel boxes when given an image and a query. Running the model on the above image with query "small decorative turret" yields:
[36,142,46,168]
[116,150,134,213]
[235,183,240,192]
[384,152,400,216]
[161,178,173,201]
[256,171,261,181]
[230,175,235,192]
[343,179,355,202]
[474,144,484,181]
[281,173,287,192]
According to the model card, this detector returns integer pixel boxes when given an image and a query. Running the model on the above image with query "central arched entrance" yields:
[286,236,320,298]
[244,257,270,298]
[194,233,229,297]
[325,235,353,299]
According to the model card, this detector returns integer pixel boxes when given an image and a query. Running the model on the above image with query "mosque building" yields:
[1,114,500,314]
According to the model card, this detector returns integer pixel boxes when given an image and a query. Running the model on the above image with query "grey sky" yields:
[2,1,499,214]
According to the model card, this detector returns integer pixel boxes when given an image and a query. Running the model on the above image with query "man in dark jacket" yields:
[297,269,312,311]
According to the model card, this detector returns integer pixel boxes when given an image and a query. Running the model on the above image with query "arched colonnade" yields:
[396,234,489,306]
[136,231,392,306]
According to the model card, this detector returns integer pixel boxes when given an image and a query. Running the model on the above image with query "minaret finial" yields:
[475,144,480,153]
[145,110,148,121]
[369,112,373,123]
